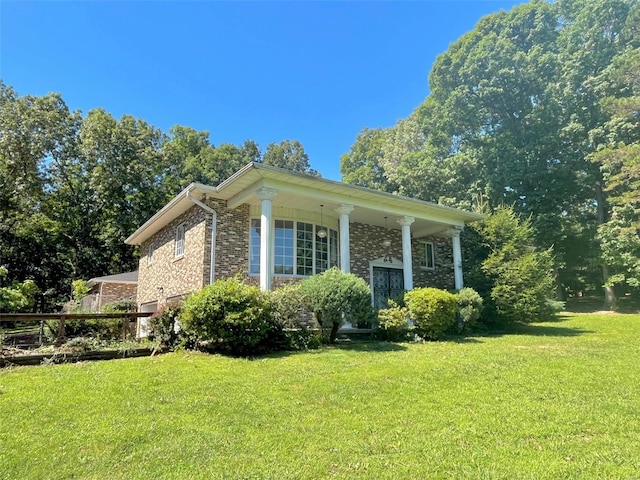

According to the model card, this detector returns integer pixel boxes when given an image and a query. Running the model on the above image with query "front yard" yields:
[1,313,639,479]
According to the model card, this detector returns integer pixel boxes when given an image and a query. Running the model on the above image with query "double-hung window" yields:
[418,241,435,269]
[175,224,186,258]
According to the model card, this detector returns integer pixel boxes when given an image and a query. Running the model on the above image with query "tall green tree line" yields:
[341,0,640,307]
[0,81,314,311]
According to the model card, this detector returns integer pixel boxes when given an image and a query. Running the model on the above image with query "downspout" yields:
[186,192,217,285]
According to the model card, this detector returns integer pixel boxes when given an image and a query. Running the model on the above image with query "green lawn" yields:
[1,313,639,479]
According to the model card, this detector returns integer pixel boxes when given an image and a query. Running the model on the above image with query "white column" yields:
[451,227,464,290]
[257,187,278,291]
[336,204,354,274]
[398,216,415,291]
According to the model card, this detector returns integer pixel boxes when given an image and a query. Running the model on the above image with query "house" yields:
[82,271,138,312]
[125,162,483,325]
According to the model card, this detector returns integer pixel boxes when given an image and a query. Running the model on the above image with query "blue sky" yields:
[2,1,523,180]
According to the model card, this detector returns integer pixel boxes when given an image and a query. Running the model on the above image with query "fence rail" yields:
[0,312,154,347]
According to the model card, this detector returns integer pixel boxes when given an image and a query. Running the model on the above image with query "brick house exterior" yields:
[126,163,482,322]
[84,271,138,312]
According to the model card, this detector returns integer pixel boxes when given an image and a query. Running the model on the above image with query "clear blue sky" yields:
[2,1,523,180]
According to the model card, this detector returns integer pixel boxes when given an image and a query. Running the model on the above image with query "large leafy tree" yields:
[342,0,639,306]
[263,139,318,175]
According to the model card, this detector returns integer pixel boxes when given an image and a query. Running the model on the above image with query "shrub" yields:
[180,277,284,356]
[102,299,137,313]
[269,284,322,350]
[270,284,304,329]
[376,299,411,342]
[46,317,124,341]
[298,268,373,343]
[405,287,458,340]
[147,301,183,348]
[456,287,484,332]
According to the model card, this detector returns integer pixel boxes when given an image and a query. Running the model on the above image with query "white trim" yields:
[418,240,435,270]
[248,216,339,279]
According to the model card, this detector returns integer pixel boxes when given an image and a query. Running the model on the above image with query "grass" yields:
[1,313,639,479]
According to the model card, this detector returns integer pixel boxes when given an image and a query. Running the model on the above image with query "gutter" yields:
[186,192,217,285]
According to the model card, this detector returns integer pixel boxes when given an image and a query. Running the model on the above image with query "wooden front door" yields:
[372,267,404,309]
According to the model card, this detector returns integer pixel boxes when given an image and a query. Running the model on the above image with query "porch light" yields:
[382,216,392,248]
[317,205,327,239]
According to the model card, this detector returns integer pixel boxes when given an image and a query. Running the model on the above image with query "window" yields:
[274,220,294,274]
[147,243,155,265]
[296,222,314,276]
[175,224,185,258]
[418,241,435,269]
[249,219,261,274]
[250,218,338,277]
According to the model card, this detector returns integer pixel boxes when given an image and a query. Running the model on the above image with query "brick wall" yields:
[100,282,137,301]
[350,222,454,290]
[137,202,456,310]
[137,206,208,307]
[137,199,253,309]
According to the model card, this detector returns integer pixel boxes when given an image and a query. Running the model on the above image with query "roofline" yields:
[126,162,484,245]
[219,162,484,221]
[124,182,218,245]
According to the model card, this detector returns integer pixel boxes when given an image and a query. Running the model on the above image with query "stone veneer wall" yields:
[349,222,455,290]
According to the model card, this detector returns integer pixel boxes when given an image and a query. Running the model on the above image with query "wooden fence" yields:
[0,312,154,347]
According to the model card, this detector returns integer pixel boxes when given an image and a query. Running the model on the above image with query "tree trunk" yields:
[595,179,616,310]
[602,264,617,311]
[329,322,340,343]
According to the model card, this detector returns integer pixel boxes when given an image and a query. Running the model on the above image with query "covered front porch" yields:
[215,163,481,305]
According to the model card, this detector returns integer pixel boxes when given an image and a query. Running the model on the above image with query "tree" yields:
[340,127,393,192]
[263,139,318,175]
[475,206,562,323]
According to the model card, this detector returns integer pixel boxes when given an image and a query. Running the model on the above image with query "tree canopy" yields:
[341,0,640,306]
[0,80,314,309]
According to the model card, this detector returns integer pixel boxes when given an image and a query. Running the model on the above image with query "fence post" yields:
[56,315,66,346]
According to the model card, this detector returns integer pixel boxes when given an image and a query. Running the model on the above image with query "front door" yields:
[372,267,404,309]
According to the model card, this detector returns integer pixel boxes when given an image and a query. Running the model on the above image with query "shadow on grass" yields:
[250,341,408,360]
[329,340,408,352]
[564,295,640,314]
[471,322,594,339]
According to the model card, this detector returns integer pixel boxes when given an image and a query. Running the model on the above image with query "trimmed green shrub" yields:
[180,277,284,356]
[405,287,458,340]
[269,283,322,351]
[456,287,484,332]
[298,267,373,343]
[376,299,411,342]
[148,301,183,348]
[270,284,304,329]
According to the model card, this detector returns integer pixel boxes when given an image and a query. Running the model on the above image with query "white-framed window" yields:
[175,223,186,258]
[249,218,339,277]
[249,219,261,275]
[418,241,435,269]
[147,243,155,265]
